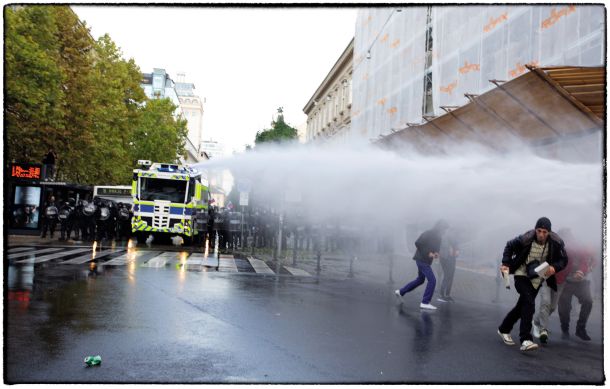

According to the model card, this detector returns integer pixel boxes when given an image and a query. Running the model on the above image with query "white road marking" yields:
[8,247,35,253]
[141,252,188,268]
[283,266,311,277]
[247,257,275,274]
[15,248,92,264]
[218,256,238,272]
[61,249,123,264]
[8,247,64,260]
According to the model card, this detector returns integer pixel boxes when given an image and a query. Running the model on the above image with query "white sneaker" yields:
[437,296,448,303]
[497,330,515,345]
[394,290,403,302]
[420,303,437,310]
[520,340,539,351]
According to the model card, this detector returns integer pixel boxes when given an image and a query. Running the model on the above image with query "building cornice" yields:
[303,37,354,114]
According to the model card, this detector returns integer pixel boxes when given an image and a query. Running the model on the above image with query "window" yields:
[334,88,340,117]
[140,178,187,203]
[152,75,163,90]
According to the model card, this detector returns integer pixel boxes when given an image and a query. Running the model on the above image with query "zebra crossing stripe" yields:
[218,256,238,272]
[180,252,202,270]
[104,251,159,266]
[142,252,188,267]
[247,257,275,274]
[14,248,92,264]
[201,256,220,268]
[61,249,124,264]
[186,253,206,266]
[283,266,312,277]
[8,247,64,260]
[8,247,35,253]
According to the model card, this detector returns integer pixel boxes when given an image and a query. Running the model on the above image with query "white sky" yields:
[71,5,359,155]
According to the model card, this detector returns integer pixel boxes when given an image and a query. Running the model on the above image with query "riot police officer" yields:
[74,199,85,241]
[58,198,76,241]
[206,206,216,247]
[40,196,58,238]
[213,207,226,251]
[116,202,132,241]
[82,199,97,242]
[94,197,112,241]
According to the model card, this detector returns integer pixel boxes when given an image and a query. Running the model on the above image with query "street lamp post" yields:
[276,211,283,274]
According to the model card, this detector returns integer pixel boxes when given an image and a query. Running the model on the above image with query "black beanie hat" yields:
[535,217,552,231]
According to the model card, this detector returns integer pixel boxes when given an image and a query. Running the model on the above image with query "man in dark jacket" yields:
[394,220,449,310]
[497,217,568,352]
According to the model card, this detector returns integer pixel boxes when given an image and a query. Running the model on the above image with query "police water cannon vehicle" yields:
[131,160,210,244]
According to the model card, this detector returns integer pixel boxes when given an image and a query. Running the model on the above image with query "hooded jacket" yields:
[413,228,444,265]
[502,229,568,291]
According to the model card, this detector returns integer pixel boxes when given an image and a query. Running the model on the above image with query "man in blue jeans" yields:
[395,220,449,310]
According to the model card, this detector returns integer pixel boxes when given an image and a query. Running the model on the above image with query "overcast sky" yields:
[72,5,358,155]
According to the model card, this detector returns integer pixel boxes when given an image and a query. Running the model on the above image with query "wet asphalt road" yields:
[5,239,605,383]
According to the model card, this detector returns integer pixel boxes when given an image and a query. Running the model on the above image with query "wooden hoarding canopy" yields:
[379,66,605,160]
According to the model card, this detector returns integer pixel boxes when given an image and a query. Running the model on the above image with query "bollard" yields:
[348,255,355,278]
[292,234,298,267]
[388,253,394,284]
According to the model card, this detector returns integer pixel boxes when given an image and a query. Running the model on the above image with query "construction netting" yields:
[352,5,605,139]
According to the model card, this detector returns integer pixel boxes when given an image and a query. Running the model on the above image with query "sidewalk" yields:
[245,247,603,308]
[241,248,510,304]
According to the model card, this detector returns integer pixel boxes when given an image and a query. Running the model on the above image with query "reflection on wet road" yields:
[7,241,313,277]
[5,240,604,384]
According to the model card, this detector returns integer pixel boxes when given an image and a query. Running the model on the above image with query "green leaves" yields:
[131,98,188,168]
[6,5,187,185]
[254,110,298,146]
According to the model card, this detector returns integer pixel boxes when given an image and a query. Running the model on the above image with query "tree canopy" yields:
[254,107,298,145]
[5,5,187,185]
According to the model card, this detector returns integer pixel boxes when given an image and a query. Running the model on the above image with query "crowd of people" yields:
[394,217,597,352]
[39,195,132,242]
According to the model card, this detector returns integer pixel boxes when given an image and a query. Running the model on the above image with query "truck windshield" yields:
[140,178,187,203]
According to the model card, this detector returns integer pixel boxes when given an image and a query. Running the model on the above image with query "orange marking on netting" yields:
[380,33,389,43]
[391,39,400,48]
[541,6,576,29]
[508,60,539,78]
[377,98,387,106]
[483,12,508,33]
[459,61,480,74]
[440,80,458,94]
[387,107,397,115]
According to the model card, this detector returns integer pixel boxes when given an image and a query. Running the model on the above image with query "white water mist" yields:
[192,139,603,265]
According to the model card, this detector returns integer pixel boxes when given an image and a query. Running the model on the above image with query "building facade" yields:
[351,5,605,139]
[140,68,201,163]
[175,73,205,156]
[303,39,354,143]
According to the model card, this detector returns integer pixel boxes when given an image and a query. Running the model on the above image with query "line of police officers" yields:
[41,197,356,254]
[203,207,358,255]
[40,196,133,242]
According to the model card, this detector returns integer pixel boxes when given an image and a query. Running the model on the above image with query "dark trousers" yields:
[558,280,592,331]
[60,220,73,240]
[41,218,57,237]
[439,256,456,297]
[399,260,436,304]
[499,276,540,343]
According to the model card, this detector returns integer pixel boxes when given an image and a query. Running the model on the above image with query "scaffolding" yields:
[352,5,605,139]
